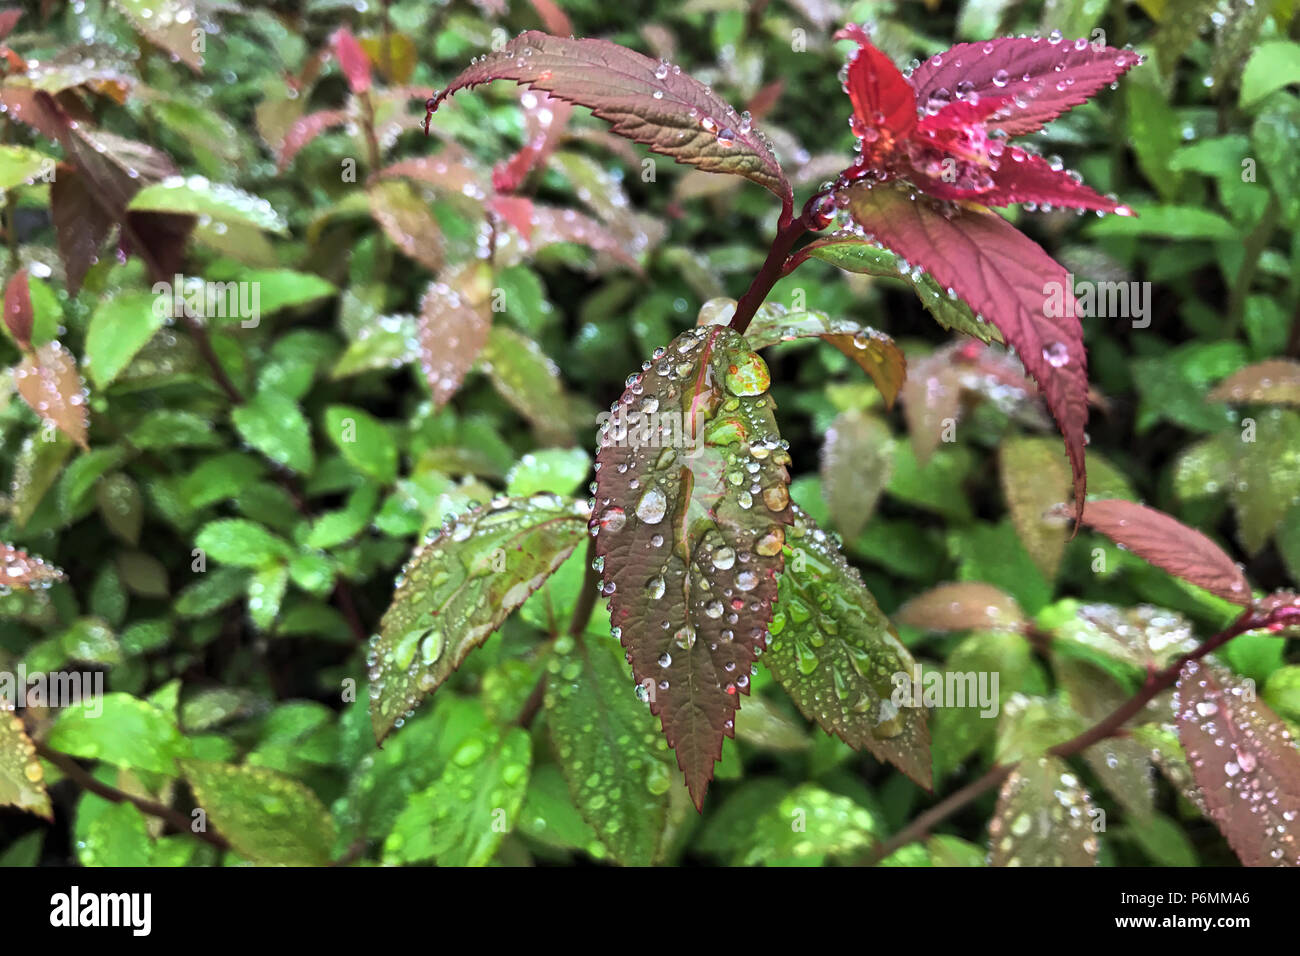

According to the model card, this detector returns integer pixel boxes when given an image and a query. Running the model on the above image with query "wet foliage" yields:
[0,0,1298,869]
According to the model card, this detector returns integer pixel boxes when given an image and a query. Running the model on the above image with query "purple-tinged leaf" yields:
[14,341,89,450]
[1,542,65,591]
[370,494,589,741]
[431,32,791,207]
[1208,359,1300,407]
[1068,499,1251,606]
[331,26,371,94]
[377,152,487,198]
[739,302,907,407]
[368,180,445,272]
[989,755,1099,865]
[846,181,1089,513]
[592,325,793,809]
[527,204,643,273]
[1176,660,1300,865]
[766,506,931,787]
[417,264,492,409]
[3,267,32,351]
[909,37,1142,137]
[0,707,51,820]
[494,90,573,192]
[895,581,1026,633]
[50,167,114,295]
[277,109,347,171]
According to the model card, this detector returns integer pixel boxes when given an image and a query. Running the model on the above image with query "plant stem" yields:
[859,604,1278,864]
[730,202,814,335]
[35,740,231,852]
[1226,203,1279,334]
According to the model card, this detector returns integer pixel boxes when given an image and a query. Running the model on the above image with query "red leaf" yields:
[834,25,917,145]
[1068,499,1251,605]
[332,27,372,94]
[489,195,536,241]
[492,90,572,192]
[368,181,445,272]
[526,0,573,36]
[0,10,22,42]
[909,37,1143,137]
[3,268,32,351]
[846,181,1089,511]
[528,204,643,272]
[376,151,487,197]
[51,167,114,295]
[0,542,64,590]
[895,581,1025,632]
[593,326,792,809]
[431,32,791,207]
[278,109,347,171]
[1176,660,1300,865]
[919,149,1130,214]
[417,265,493,409]
[14,340,89,450]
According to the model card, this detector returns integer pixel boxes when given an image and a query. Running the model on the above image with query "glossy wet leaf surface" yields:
[369,494,588,740]
[765,505,931,787]
[989,755,1099,866]
[592,325,793,808]
[0,708,51,819]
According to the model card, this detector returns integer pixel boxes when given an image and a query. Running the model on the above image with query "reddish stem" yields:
[729,191,830,335]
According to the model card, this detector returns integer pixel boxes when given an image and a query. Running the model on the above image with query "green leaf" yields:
[175,567,252,617]
[304,485,379,550]
[79,802,153,867]
[84,292,169,389]
[370,495,588,740]
[545,627,675,865]
[989,755,1099,866]
[505,448,591,498]
[383,726,531,866]
[1240,41,1300,107]
[323,405,398,483]
[738,784,879,865]
[0,145,53,189]
[232,391,314,474]
[47,693,191,775]
[182,759,336,865]
[195,519,293,568]
[128,177,289,234]
[0,709,51,819]
[766,505,931,788]
[999,436,1071,581]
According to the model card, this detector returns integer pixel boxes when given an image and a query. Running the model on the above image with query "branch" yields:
[860,604,1281,864]
[729,190,832,334]
[35,740,231,852]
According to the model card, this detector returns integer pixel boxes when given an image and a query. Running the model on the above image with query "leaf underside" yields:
[765,506,932,788]
[369,494,589,741]
[592,325,793,809]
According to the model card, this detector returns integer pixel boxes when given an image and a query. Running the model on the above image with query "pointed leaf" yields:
[331,27,372,94]
[181,759,336,865]
[277,109,347,170]
[129,177,288,235]
[3,267,32,350]
[112,0,203,71]
[1000,436,1071,580]
[766,505,931,787]
[370,494,588,740]
[1176,660,1300,865]
[909,37,1142,136]
[989,755,1099,865]
[417,265,493,409]
[821,410,894,540]
[527,204,643,272]
[545,627,675,865]
[368,180,444,272]
[592,325,793,808]
[51,168,114,295]
[14,340,89,450]
[0,708,51,819]
[1069,499,1251,605]
[431,32,791,206]
[85,292,169,389]
[846,181,1088,512]
[740,301,908,407]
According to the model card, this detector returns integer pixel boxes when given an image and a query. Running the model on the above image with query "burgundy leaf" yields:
[51,167,114,295]
[915,149,1130,215]
[1069,499,1251,606]
[278,109,347,171]
[377,153,486,198]
[846,181,1089,512]
[332,27,372,94]
[431,32,791,207]
[1208,359,1300,407]
[593,325,793,809]
[1176,660,1300,865]
[0,542,65,590]
[417,265,493,409]
[0,9,21,41]
[493,90,573,192]
[14,340,89,450]
[3,267,32,351]
[835,24,917,146]
[526,0,573,35]
[908,37,1143,137]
